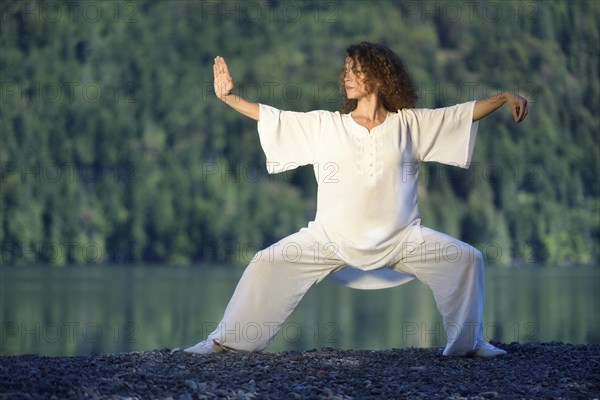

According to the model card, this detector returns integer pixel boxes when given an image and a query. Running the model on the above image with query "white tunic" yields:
[257,102,479,288]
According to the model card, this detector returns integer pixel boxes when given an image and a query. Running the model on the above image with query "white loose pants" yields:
[206,226,484,356]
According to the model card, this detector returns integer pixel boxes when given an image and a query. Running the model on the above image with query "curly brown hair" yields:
[340,42,418,114]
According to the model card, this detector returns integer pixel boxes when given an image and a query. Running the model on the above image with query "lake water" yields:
[1,265,598,356]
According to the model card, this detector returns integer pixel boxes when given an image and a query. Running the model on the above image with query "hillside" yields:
[1,0,598,266]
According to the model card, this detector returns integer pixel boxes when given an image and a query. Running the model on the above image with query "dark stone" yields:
[0,344,599,399]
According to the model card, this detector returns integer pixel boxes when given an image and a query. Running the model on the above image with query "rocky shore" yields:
[1,342,599,399]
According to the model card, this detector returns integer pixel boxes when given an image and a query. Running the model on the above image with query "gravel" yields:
[1,342,599,399]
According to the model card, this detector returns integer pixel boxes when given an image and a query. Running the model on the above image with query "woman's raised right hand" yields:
[213,56,234,100]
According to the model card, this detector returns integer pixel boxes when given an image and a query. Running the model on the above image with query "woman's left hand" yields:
[504,92,528,123]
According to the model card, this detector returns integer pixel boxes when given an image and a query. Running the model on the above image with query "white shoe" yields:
[183,339,224,354]
[472,340,507,358]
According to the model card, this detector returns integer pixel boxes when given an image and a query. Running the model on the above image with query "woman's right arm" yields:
[214,56,259,121]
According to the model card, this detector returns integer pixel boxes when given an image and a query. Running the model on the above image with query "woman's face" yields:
[343,57,371,100]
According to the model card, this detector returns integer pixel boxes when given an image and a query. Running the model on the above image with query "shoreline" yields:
[1,342,599,399]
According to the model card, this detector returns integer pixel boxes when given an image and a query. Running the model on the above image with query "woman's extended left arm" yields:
[473,91,528,123]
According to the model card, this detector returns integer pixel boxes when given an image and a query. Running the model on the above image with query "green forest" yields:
[1,0,598,267]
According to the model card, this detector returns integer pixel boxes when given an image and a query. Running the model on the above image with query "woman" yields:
[185,42,528,357]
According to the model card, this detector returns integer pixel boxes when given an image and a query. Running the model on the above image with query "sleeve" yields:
[257,104,323,174]
[403,101,479,168]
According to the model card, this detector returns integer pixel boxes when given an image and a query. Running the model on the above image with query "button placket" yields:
[375,133,382,176]
[368,135,375,177]
[352,130,365,176]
